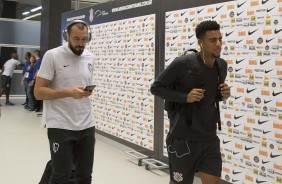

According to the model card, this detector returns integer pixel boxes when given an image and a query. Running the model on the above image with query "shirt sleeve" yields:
[150,57,188,103]
[37,51,55,81]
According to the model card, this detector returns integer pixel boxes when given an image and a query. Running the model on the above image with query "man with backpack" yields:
[150,20,230,184]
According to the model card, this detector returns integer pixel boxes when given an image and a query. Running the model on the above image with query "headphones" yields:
[62,20,92,42]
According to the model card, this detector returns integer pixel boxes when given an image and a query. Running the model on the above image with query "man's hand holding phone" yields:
[83,85,96,92]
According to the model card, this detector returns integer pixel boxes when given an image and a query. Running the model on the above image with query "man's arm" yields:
[150,57,188,103]
[34,76,92,100]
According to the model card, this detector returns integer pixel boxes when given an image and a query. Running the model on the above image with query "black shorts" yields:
[1,75,12,88]
[166,135,222,184]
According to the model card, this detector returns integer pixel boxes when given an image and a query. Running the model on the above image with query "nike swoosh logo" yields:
[237,1,247,8]
[235,68,243,72]
[232,179,239,182]
[245,146,255,151]
[149,37,154,41]
[171,43,176,46]
[171,20,176,24]
[216,5,224,11]
[234,124,241,128]
[264,100,272,104]
[181,11,187,16]
[270,153,282,158]
[262,0,269,4]
[233,151,240,155]
[263,130,271,134]
[173,36,178,40]
[235,96,242,100]
[165,58,170,62]
[197,8,204,14]
[232,171,241,175]
[212,15,218,19]
[223,140,231,144]
[272,91,282,96]
[237,11,244,16]
[246,88,256,93]
[265,69,273,74]
[274,28,282,34]
[262,160,270,164]
[248,29,259,35]
[236,59,245,64]
[190,18,195,22]
[225,31,234,37]
[260,59,271,65]
[267,7,275,13]
[234,115,244,120]
[256,179,267,183]
[188,34,194,39]
[266,38,274,43]
[236,39,243,44]
[63,65,70,67]
[166,14,172,18]
[258,120,268,125]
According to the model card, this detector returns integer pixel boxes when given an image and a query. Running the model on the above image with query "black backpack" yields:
[164,49,227,130]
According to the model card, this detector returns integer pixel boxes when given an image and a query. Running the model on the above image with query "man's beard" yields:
[69,43,85,56]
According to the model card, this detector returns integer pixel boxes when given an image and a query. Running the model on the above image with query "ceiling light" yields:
[22,11,30,15]
[30,6,42,12]
[23,13,41,20]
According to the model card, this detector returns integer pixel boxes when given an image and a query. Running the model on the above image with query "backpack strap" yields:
[186,53,204,89]
[215,58,228,131]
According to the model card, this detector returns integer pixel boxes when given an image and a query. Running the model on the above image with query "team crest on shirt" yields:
[53,142,59,153]
[88,63,93,73]
[173,172,183,182]
[89,8,94,22]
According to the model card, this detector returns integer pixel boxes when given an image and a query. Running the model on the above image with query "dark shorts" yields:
[1,75,12,88]
[166,135,222,184]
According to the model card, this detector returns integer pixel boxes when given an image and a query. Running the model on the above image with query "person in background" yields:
[21,55,36,111]
[34,20,95,184]
[21,52,31,106]
[30,50,42,112]
[0,52,21,106]
[150,20,230,184]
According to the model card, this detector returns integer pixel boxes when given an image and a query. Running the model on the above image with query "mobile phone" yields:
[84,85,96,92]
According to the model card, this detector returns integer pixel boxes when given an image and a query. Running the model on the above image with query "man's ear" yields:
[198,40,203,49]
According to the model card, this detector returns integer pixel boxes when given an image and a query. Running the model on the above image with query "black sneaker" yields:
[5,102,15,106]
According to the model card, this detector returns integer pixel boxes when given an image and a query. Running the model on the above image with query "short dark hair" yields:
[67,23,88,35]
[34,50,40,57]
[195,20,220,39]
[26,52,31,58]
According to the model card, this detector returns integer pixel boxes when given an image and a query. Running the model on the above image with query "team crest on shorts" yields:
[173,172,183,182]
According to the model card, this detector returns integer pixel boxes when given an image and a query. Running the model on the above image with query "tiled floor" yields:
[0,97,201,184]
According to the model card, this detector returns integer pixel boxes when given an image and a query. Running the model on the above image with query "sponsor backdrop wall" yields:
[62,0,160,156]
[62,0,282,183]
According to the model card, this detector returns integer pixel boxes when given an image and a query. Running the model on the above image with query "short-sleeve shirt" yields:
[2,58,21,77]
[37,44,95,130]
[33,59,41,77]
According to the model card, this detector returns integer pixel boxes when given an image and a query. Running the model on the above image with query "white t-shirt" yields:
[2,58,21,77]
[38,44,95,130]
